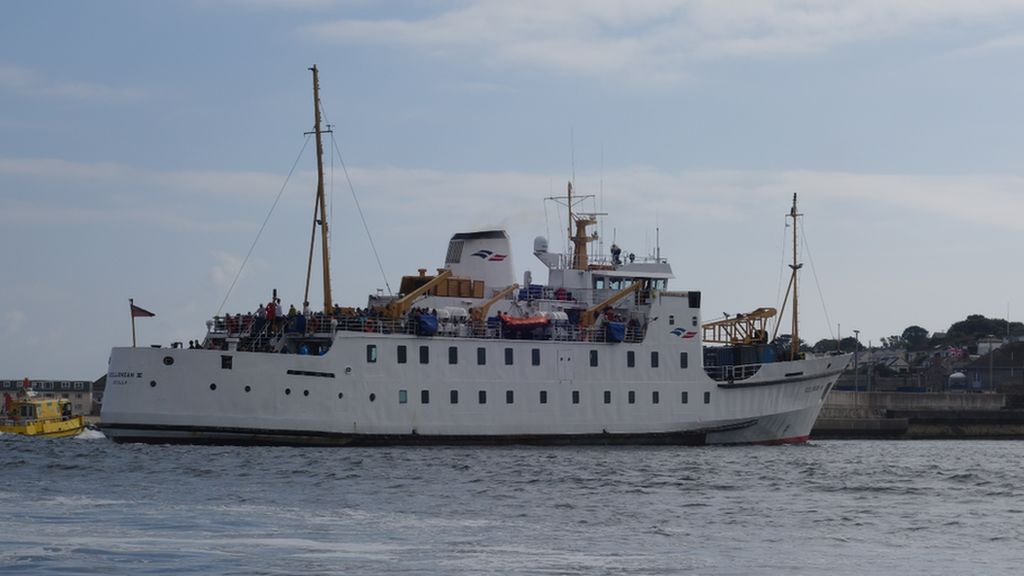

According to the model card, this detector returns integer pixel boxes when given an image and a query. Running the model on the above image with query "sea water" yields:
[3,433,1023,575]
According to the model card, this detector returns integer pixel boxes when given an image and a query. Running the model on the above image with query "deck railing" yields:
[205,313,647,349]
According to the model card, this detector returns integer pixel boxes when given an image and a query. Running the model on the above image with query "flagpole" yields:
[130,298,137,348]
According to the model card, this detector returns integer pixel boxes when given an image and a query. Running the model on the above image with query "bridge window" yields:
[397,345,407,364]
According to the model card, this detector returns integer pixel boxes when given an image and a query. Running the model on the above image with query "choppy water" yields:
[3,432,1023,575]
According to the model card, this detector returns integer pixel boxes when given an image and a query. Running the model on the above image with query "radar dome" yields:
[533,236,549,254]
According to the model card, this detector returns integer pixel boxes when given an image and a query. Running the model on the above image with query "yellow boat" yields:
[1,392,85,438]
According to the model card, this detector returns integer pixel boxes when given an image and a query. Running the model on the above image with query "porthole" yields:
[285,388,292,395]
[163,356,174,366]
[150,380,157,388]
[244,385,251,393]
[303,389,309,397]
[369,393,376,402]
[210,383,217,391]
[337,392,344,399]
[344,366,352,375]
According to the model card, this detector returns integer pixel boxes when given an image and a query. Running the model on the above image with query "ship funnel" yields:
[444,230,516,289]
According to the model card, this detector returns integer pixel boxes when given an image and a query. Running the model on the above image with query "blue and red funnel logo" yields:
[472,249,507,262]
[671,327,697,339]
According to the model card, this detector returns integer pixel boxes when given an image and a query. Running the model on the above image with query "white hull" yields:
[102,316,850,446]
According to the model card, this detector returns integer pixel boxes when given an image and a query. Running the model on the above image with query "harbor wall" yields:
[813,391,1024,439]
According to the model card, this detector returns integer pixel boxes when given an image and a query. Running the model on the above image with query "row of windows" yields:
[200,382,712,406]
[370,345,688,369]
[399,389,711,405]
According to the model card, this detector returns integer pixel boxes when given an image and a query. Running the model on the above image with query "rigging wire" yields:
[320,102,393,295]
[801,223,835,341]
[216,134,312,316]
[773,214,789,338]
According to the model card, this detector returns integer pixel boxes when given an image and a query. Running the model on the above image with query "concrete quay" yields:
[813,390,1024,439]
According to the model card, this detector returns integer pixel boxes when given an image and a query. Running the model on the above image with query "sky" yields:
[3,0,1024,379]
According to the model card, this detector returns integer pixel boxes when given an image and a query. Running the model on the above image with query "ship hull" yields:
[101,333,850,446]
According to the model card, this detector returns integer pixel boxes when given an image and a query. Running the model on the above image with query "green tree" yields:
[901,325,930,350]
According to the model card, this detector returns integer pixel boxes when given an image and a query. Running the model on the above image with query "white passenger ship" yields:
[101,67,850,446]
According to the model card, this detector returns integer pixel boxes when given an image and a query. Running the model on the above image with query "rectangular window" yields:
[450,390,459,404]
[449,346,458,365]
[652,391,660,404]
[590,350,598,367]
[399,389,408,404]
[681,391,689,404]
[478,390,487,404]
[627,350,635,368]
[221,355,233,370]
[506,390,514,404]
[366,344,378,363]
[397,345,407,364]
[704,391,711,404]
[628,390,636,404]
[477,347,486,365]
[420,345,429,365]
[540,390,548,404]
[421,390,430,404]
[680,352,688,369]
[603,390,611,404]
[572,390,580,404]
[505,347,514,365]
[651,351,660,368]
[532,348,541,366]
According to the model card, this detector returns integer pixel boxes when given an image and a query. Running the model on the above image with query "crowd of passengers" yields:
[189,296,646,352]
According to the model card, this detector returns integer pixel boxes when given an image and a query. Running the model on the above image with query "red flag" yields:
[131,304,156,318]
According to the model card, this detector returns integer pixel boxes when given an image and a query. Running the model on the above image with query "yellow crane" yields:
[381,269,452,319]
[702,307,777,345]
[469,283,519,324]
[580,281,645,328]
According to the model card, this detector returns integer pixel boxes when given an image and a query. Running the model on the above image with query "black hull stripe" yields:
[101,422,714,447]
[715,369,844,389]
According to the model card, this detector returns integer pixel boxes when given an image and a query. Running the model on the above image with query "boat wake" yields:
[75,428,107,440]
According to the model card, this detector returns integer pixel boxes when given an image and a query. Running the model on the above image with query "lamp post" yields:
[853,329,861,391]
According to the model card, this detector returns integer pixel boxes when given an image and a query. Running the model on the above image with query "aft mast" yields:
[303,65,334,314]
[788,194,803,359]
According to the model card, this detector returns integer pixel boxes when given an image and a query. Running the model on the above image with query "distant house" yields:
[963,341,1024,390]
[1,379,97,415]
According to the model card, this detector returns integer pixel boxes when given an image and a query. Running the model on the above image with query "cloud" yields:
[305,0,1024,82]
[0,63,145,102]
